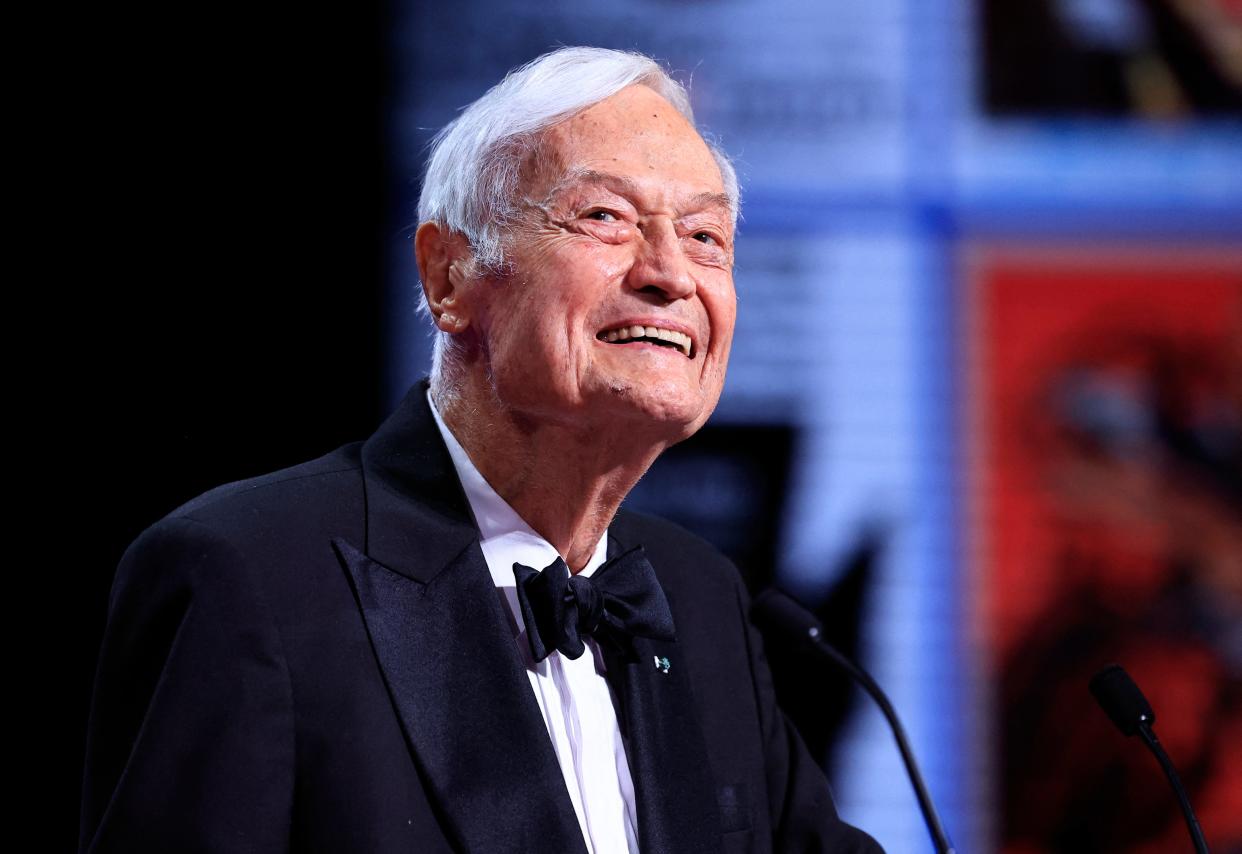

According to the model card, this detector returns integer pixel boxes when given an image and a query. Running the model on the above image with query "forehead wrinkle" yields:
[681,191,733,219]
[534,168,638,207]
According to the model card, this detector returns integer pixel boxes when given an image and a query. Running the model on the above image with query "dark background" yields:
[57,2,1242,851]
[57,3,391,846]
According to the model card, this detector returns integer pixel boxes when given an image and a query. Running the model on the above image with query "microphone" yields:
[753,588,955,854]
[1089,664,1211,854]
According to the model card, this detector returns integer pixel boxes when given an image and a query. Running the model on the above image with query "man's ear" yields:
[414,222,473,334]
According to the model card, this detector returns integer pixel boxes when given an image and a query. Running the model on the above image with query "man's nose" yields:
[626,218,697,301]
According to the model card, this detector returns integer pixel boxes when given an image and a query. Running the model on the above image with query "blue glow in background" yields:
[382,3,1242,851]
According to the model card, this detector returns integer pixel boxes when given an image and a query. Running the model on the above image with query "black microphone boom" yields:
[1089,664,1211,854]
[753,588,955,854]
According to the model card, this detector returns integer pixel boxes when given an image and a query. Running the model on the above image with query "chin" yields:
[596,378,718,437]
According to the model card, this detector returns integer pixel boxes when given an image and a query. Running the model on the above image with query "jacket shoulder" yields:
[142,442,366,556]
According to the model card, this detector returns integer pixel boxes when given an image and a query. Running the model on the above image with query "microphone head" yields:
[1090,664,1156,737]
[751,588,824,642]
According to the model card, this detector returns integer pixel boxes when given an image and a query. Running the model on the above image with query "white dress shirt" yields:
[428,392,640,854]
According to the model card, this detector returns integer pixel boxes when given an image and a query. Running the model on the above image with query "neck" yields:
[433,376,670,573]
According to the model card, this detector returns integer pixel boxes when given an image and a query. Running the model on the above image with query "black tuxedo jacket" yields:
[81,383,883,854]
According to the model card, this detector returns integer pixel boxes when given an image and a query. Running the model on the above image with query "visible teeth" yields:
[599,325,692,357]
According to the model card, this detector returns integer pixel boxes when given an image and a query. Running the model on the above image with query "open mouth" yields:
[597,324,694,358]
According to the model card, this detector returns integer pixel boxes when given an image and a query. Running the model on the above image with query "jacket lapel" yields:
[604,534,723,854]
[339,384,587,854]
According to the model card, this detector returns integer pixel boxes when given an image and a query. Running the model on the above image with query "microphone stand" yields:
[1137,722,1210,854]
[754,589,955,853]
[1090,664,1211,854]
[803,623,956,854]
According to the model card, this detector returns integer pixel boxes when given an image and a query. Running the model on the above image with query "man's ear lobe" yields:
[414,222,472,333]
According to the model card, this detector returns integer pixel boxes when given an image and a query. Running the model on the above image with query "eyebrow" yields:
[543,168,733,217]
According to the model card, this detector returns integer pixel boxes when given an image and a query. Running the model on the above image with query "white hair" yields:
[416,46,739,384]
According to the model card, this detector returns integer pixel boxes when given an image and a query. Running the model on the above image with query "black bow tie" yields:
[512,545,676,662]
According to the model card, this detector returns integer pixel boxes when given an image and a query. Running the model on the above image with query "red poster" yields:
[967,245,1242,853]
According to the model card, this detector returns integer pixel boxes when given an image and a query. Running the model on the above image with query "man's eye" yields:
[692,231,718,245]
[586,210,618,222]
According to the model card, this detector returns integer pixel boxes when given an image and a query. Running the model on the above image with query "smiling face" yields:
[460,85,737,441]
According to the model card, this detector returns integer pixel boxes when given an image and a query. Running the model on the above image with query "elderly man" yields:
[81,47,882,854]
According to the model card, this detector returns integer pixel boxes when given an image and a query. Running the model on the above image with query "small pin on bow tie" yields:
[512,545,676,662]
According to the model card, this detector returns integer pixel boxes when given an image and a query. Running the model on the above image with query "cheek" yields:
[553,240,632,281]
[478,286,551,377]
[719,291,738,333]
[540,255,629,325]
[499,284,584,374]
[707,281,738,345]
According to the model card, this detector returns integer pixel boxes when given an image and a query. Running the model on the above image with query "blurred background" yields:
[70,1,1241,851]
